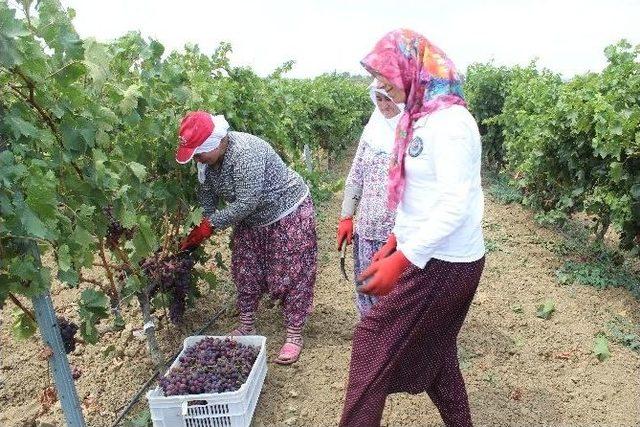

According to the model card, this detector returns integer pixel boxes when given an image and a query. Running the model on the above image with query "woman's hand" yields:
[358,250,411,296]
[336,217,354,250]
[180,217,214,250]
[371,233,397,262]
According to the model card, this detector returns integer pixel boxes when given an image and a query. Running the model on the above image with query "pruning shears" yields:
[339,240,349,280]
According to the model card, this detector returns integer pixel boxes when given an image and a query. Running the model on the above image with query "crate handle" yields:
[181,399,210,416]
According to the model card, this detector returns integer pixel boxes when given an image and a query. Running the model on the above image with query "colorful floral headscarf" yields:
[361,29,466,208]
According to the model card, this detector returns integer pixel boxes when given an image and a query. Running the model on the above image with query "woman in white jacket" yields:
[340,29,486,427]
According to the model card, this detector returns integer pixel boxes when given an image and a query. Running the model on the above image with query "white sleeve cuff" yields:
[398,242,432,269]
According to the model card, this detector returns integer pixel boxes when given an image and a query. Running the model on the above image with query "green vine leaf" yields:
[536,300,556,320]
[11,309,36,340]
[594,335,611,362]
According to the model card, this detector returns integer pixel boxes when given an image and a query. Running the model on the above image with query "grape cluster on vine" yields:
[159,338,259,396]
[104,206,134,250]
[56,316,78,354]
[141,251,197,324]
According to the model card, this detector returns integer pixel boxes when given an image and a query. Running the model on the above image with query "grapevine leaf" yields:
[26,169,57,220]
[71,225,93,249]
[5,115,41,139]
[57,268,79,287]
[594,336,611,361]
[143,39,165,60]
[57,244,71,272]
[536,300,555,320]
[62,124,86,154]
[58,31,84,58]
[83,38,110,89]
[7,257,51,297]
[128,162,147,181]
[0,5,29,38]
[20,207,50,239]
[0,38,22,66]
[151,292,170,309]
[116,184,131,198]
[95,128,109,146]
[186,207,204,227]
[131,217,158,262]
[54,61,87,85]
[11,309,37,340]
[0,5,27,66]
[121,208,137,229]
[93,148,108,165]
[80,289,109,313]
[200,271,218,291]
[119,84,142,114]
[214,252,228,271]
[109,312,124,331]
[609,162,623,182]
[2,160,24,190]
[125,410,152,427]
[78,288,109,344]
[124,274,143,294]
[79,313,99,344]
[77,204,96,218]
[612,125,623,136]
[37,0,84,59]
[78,120,97,147]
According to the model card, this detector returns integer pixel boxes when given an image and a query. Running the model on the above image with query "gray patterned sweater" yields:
[198,131,308,229]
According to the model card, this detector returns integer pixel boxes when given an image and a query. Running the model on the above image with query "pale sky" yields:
[59,0,640,78]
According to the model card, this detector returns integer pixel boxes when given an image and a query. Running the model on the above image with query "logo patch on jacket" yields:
[408,136,423,157]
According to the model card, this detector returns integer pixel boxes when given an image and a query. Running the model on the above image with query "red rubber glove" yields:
[371,233,397,262]
[358,250,411,296]
[336,217,354,250]
[180,218,213,251]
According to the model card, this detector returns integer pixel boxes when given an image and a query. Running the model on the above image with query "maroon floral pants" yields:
[231,196,317,329]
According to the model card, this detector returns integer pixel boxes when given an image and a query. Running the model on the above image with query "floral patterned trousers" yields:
[231,196,317,329]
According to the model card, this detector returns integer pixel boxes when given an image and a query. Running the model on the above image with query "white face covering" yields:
[196,114,230,183]
[361,80,404,154]
[196,162,209,184]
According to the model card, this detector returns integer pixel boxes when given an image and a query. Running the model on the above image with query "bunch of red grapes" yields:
[141,251,196,324]
[103,206,134,250]
[56,316,78,354]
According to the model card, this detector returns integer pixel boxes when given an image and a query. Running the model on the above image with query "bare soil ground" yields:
[2,162,639,427]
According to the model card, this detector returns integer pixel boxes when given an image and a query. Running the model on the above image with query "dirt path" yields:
[1,161,640,426]
[249,187,640,427]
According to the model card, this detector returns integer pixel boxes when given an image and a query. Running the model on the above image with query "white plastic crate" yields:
[146,335,267,427]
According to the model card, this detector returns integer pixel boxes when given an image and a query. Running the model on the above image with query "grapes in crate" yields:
[159,338,260,396]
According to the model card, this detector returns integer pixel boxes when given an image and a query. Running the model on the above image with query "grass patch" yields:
[484,167,640,300]
[606,315,640,353]
[485,239,500,253]
[486,172,523,205]
[556,259,640,299]
[541,215,640,299]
